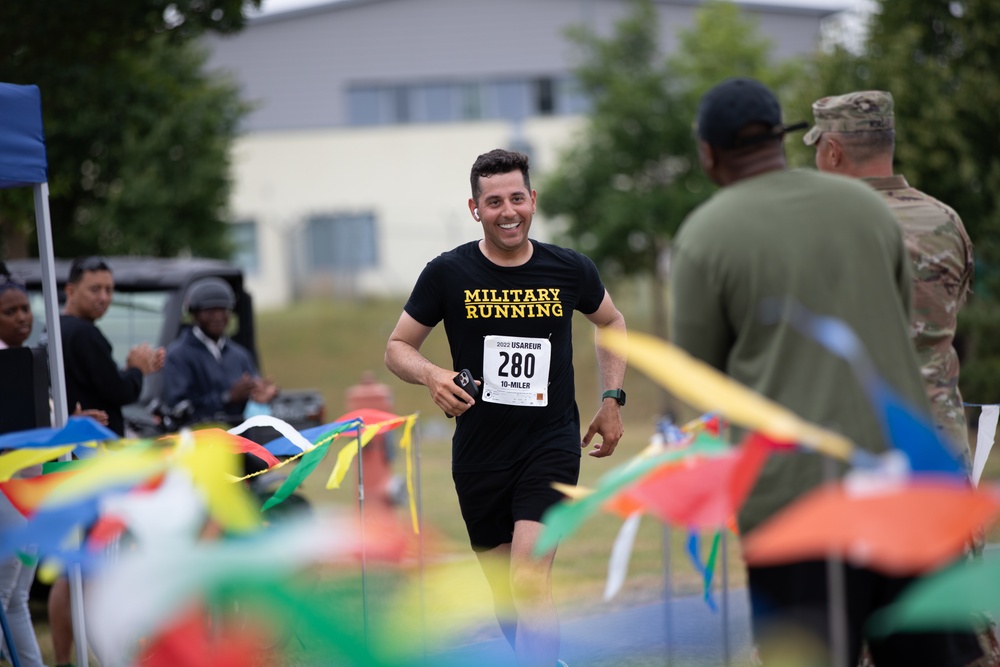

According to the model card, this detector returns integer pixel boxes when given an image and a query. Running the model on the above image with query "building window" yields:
[347,87,384,126]
[534,78,555,115]
[230,220,259,275]
[459,83,484,120]
[304,212,378,272]
[417,84,454,123]
[493,80,530,122]
[347,77,592,126]
[556,77,591,115]
[392,86,411,123]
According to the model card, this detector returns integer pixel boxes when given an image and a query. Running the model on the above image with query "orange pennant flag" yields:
[743,480,1000,575]
[0,470,78,518]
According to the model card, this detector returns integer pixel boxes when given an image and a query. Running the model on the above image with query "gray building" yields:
[204,0,842,307]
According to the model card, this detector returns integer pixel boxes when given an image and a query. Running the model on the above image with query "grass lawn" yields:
[254,294,743,606]
[24,293,1000,666]
[253,294,1000,601]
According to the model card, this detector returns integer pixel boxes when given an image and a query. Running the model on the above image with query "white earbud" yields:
[473,208,480,220]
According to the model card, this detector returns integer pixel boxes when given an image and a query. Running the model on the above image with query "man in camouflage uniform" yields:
[808,92,999,667]
[805,90,975,467]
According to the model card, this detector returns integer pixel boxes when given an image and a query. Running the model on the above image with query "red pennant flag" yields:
[616,433,771,529]
[334,408,407,436]
[135,605,271,667]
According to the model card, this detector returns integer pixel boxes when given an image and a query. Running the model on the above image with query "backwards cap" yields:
[696,77,806,149]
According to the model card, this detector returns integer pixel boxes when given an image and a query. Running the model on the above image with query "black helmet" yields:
[185,278,236,312]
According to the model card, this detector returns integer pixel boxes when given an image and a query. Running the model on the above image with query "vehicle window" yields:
[27,291,170,367]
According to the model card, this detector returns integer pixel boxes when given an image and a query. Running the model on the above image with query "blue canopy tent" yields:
[0,82,90,667]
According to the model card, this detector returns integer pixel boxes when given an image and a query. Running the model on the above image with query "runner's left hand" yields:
[582,402,623,458]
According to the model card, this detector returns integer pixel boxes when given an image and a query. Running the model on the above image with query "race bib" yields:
[481,335,551,407]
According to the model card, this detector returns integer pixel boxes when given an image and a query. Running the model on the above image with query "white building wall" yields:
[237,116,585,308]
[208,0,841,308]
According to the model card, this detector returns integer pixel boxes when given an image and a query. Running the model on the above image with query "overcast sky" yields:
[254,0,865,16]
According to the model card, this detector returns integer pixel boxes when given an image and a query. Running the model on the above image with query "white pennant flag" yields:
[603,511,643,601]
[973,405,999,487]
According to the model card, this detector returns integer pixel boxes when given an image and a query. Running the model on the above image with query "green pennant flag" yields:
[533,433,729,555]
[868,555,1000,635]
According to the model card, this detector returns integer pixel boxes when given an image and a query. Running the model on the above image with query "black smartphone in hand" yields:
[454,368,479,400]
[446,369,479,418]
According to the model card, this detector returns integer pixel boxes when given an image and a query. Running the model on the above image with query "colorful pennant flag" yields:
[867,556,1000,635]
[759,298,964,477]
[973,405,998,486]
[597,330,856,461]
[0,416,117,451]
[325,411,410,490]
[535,433,729,556]
[615,432,771,529]
[259,420,361,512]
[0,446,74,483]
[742,479,1000,575]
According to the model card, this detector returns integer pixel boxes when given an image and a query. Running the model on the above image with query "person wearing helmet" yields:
[161,277,278,425]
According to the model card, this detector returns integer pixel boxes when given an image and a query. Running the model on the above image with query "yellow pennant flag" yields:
[325,423,383,490]
[0,446,74,483]
[174,430,261,534]
[598,330,854,461]
[44,445,168,507]
[398,413,419,533]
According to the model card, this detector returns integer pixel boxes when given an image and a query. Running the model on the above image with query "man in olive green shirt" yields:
[670,77,982,667]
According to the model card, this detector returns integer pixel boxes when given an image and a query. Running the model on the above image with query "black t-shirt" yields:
[404,240,605,472]
[60,314,142,436]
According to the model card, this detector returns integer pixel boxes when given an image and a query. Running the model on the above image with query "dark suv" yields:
[6,256,325,434]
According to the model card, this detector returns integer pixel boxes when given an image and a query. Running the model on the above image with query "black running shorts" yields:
[452,446,581,551]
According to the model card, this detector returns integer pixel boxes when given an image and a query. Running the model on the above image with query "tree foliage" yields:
[540,0,800,335]
[785,0,1000,401]
[0,1,259,258]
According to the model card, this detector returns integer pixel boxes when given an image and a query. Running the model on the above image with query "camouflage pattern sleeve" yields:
[868,176,974,467]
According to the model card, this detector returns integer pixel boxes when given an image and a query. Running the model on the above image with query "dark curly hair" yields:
[470,149,531,202]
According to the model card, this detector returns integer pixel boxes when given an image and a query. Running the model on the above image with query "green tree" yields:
[787,0,1000,401]
[540,0,801,337]
[0,0,259,258]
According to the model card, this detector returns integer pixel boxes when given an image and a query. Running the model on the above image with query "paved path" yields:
[430,588,753,667]
[427,545,1000,666]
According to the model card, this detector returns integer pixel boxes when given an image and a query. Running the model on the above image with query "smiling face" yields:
[469,170,537,265]
[0,289,33,348]
[193,307,230,341]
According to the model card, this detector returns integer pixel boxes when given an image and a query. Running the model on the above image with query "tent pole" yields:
[357,424,368,646]
[35,182,89,667]
[34,183,68,429]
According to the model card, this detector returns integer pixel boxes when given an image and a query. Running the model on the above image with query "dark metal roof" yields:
[5,257,244,291]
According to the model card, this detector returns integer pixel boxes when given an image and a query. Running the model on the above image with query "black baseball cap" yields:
[695,77,806,149]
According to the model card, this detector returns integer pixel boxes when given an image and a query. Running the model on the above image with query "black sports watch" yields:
[602,388,626,407]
